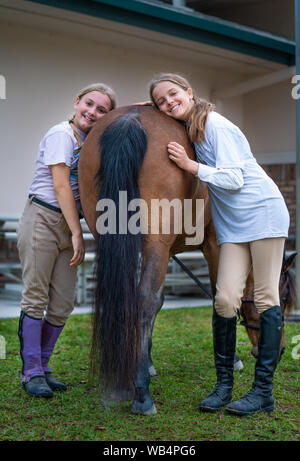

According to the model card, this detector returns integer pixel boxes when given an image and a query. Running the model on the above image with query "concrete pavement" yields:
[0,284,213,319]
[1,284,299,322]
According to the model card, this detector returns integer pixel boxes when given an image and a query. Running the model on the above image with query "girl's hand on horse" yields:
[167,142,198,174]
[70,232,85,267]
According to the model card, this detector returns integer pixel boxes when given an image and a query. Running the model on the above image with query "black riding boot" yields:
[226,305,282,416]
[199,309,236,412]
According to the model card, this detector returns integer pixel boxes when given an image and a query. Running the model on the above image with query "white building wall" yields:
[243,80,296,154]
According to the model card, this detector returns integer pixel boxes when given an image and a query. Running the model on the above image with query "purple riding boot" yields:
[41,319,67,391]
[18,311,53,398]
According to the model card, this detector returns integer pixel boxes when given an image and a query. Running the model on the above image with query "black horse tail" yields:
[90,109,148,392]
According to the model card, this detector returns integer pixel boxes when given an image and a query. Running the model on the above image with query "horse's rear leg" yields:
[108,264,165,405]
[131,246,169,416]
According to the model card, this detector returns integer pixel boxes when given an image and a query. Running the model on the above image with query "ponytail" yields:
[187,97,214,143]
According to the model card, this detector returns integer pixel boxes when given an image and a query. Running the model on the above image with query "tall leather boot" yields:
[199,308,236,412]
[226,305,282,416]
[41,319,67,391]
[18,311,53,398]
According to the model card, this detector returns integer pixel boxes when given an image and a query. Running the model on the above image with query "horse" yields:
[78,105,296,415]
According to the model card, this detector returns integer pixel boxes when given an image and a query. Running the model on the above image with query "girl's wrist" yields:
[187,160,199,175]
[72,230,83,238]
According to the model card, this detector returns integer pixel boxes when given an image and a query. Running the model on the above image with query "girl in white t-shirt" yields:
[17,83,116,398]
[149,73,289,416]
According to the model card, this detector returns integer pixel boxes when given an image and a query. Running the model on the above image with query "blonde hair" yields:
[149,73,214,143]
[76,82,116,110]
[69,82,116,145]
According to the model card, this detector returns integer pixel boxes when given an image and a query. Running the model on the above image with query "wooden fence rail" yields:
[0,217,210,304]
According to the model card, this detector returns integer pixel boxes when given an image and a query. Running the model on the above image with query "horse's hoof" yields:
[131,400,157,416]
[148,365,157,376]
[142,404,157,416]
[234,359,243,371]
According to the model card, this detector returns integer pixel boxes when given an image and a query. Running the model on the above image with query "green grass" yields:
[0,306,299,441]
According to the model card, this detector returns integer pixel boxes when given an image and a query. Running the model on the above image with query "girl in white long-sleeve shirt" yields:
[149,73,289,416]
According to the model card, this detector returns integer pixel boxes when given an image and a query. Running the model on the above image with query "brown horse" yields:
[78,106,295,415]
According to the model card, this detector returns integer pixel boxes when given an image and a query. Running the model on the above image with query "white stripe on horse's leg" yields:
[148,284,165,377]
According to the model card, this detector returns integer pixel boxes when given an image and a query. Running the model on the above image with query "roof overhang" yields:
[26,0,295,66]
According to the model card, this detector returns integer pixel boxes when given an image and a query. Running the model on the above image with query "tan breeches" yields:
[214,238,285,318]
[17,199,77,326]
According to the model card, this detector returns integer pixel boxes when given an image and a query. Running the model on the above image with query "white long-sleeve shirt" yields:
[196,163,244,190]
[193,111,289,245]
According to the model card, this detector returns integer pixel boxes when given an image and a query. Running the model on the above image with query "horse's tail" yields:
[90,109,148,392]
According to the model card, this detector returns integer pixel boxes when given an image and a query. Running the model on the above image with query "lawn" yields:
[0,306,299,441]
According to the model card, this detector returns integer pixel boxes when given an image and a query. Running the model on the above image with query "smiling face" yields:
[73,90,112,132]
[152,81,194,121]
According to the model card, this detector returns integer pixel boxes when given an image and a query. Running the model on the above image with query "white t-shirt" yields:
[29,121,86,208]
[194,111,290,245]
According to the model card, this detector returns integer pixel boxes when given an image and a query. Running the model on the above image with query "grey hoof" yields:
[132,403,157,416]
[234,359,244,371]
[148,365,157,376]
[142,403,157,416]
